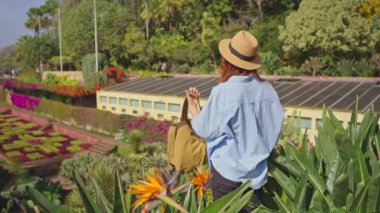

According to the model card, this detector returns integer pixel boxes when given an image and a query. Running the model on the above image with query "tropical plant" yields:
[261,103,380,212]
[28,169,253,213]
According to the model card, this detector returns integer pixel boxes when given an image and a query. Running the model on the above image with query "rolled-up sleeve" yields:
[255,97,284,150]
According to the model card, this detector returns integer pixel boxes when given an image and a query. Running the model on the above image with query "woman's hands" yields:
[185,87,200,117]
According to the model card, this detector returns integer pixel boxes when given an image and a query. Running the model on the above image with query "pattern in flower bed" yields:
[0,114,92,162]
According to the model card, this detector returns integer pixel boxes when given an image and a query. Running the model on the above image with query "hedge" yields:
[36,98,129,134]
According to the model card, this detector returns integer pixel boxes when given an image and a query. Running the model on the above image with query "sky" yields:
[0,0,46,49]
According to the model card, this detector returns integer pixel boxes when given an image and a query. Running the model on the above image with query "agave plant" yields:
[261,102,380,212]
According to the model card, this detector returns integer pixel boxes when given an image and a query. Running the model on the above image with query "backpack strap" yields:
[181,98,201,121]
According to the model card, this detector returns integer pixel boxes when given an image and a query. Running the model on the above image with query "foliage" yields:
[335,58,373,77]
[2,79,95,97]
[29,168,253,213]
[16,34,58,70]
[252,15,284,55]
[33,180,64,206]
[43,73,80,86]
[279,0,380,64]
[262,105,380,212]
[371,54,380,76]
[125,116,170,144]
[61,0,129,64]
[123,24,154,69]
[25,0,58,34]
[260,51,281,75]
[301,57,326,76]
[59,152,129,179]
[359,0,380,20]
[81,53,108,88]
[19,70,41,84]
[176,64,191,74]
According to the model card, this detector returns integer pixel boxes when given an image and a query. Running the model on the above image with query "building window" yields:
[100,96,107,103]
[316,119,323,129]
[142,100,152,109]
[172,116,179,122]
[154,102,166,110]
[121,109,126,113]
[111,107,116,111]
[132,110,138,114]
[300,117,311,129]
[168,103,181,112]
[157,114,164,120]
[119,98,128,106]
[109,97,117,104]
[317,119,343,129]
[130,99,139,107]
[102,106,106,109]
[144,112,151,117]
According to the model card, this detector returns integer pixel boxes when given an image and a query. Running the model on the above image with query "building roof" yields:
[102,76,380,112]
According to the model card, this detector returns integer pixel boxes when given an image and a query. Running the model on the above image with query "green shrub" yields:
[59,152,129,179]
[260,51,281,75]
[371,54,380,76]
[336,58,373,77]
[43,74,79,86]
[176,64,191,74]
[36,98,128,134]
[192,62,213,74]
[19,70,41,84]
[36,98,74,121]
[72,106,126,133]
[81,53,108,87]
[275,65,302,76]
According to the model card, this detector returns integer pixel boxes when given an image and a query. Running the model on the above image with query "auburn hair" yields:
[219,58,264,83]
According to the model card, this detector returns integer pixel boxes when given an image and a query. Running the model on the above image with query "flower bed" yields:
[10,93,41,111]
[0,113,92,162]
[125,116,170,143]
[0,79,95,97]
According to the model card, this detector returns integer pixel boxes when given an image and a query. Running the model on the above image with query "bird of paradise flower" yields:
[130,169,189,212]
[191,166,210,201]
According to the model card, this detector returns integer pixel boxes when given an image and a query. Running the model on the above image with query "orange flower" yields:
[130,170,167,209]
[191,166,210,200]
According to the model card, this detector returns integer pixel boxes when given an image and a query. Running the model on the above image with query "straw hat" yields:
[218,30,261,70]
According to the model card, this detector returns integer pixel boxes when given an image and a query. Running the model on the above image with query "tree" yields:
[25,8,43,35]
[61,0,129,65]
[16,35,58,71]
[124,24,155,69]
[279,0,380,62]
[25,0,58,35]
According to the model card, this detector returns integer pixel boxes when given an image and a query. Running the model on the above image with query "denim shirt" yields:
[191,75,284,189]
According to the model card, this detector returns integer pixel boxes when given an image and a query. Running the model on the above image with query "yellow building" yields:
[97,75,380,141]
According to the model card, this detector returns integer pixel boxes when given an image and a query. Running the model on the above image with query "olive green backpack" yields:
[167,99,206,172]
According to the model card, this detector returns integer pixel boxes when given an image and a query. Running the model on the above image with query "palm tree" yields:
[25,8,43,35]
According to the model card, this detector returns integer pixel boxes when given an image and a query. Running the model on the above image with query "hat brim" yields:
[218,39,261,70]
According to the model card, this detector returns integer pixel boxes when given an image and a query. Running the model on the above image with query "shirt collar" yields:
[227,75,254,83]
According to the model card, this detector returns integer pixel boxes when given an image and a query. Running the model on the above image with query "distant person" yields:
[186,31,283,211]
[11,69,15,77]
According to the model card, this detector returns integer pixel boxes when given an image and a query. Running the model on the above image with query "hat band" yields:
[229,43,256,62]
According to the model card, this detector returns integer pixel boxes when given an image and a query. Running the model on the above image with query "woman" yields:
[186,31,283,208]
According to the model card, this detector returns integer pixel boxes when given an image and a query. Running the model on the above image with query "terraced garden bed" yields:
[0,113,93,162]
